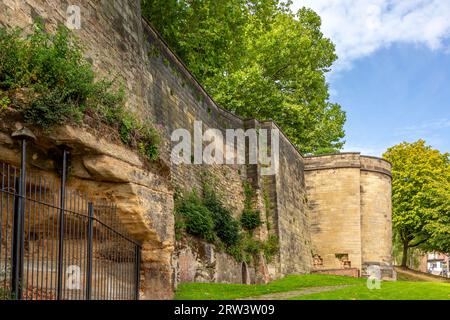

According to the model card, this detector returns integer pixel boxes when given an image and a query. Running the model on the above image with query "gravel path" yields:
[237,285,351,300]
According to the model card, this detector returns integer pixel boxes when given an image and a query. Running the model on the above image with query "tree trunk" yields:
[401,242,409,268]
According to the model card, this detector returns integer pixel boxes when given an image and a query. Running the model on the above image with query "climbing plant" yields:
[174,177,280,265]
[240,182,262,232]
[0,23,160,160]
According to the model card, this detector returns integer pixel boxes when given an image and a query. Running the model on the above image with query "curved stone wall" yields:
[360,156,393,278]
[304,153,394,278]
[304,153,363,270]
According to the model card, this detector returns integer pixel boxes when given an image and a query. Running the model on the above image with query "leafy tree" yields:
[383,140,450,267]
[141,0,345,154]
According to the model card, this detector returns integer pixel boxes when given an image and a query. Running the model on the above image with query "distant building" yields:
[419,252,449,278]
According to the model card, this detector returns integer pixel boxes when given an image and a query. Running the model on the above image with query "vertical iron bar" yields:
[56,149,68,300]
[11,139,27,300]
[93,212,99,299]
[44,178,50,298]
[50,178,55,298]
[11,177,20,299]
[2,165,10,296]
[39,177,44,299]
[0,164,4,297]
[134,245,140,300]
[85,202,94,300]
[30,174,38,300]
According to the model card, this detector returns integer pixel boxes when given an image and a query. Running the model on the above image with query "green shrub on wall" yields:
[174,184,240,248]
[0,23,159,160]
[175,179,280,265]
[240,182,262,232]
[175,191,215,242]
[263,234,279,263]
[240,208,262,231]
[203,184,240,247]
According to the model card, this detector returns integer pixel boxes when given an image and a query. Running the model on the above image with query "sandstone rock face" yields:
[0,121,175,299]
[49,126,143,168]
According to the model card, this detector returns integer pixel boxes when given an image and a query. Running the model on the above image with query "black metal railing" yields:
[0,133,141,300]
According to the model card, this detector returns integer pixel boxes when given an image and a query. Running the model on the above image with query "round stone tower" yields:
[360,156,393,278]
[304,153,394,279]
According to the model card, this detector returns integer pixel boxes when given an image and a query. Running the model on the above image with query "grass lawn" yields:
[175,274,450,300]
[175,274,363,300]
[292,280,450,300]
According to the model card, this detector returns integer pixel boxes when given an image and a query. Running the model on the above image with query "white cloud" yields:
[291,0,450,70]
[395,118,450,135]
[341,144,387,157]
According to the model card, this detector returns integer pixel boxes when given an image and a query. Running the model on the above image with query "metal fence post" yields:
[11,176,23,300]
[56,148,69,300]
[10,128,35,300]
[86,202,94,300]
[134,246,141,300]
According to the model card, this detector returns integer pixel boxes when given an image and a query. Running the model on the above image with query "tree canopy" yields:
[383,140,450,266]
[141,0,345,154]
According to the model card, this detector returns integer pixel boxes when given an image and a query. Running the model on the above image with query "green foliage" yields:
[263,234,279,263]
[203,183,240,247]
[0,285,12,300]
[24,87,83,127]
[262,188,272,230]
[240,208,262,231]
[175,185,241,247]
[226,233,262,264]
[0,23,160,160]
[0,94,10,110]
[240,182,262,231]
[175,191,216,242]
[383,140,450,264]
[175,179,281,264]
[141,0,345,154]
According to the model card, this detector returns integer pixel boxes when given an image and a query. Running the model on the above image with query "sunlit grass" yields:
[292,280,450,300]
[175,274,450,300]
[175,274,364,300]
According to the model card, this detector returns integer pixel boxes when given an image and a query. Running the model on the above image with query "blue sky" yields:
[292,0,450,156]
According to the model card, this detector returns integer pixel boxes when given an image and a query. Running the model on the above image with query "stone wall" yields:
[360,156,393,278]
[172,236,254,285]
[0,0,312,293]
[304,153,394,278]
[312,268,360,278]
[0,0,394,299]
[304,153,363,270]
[270,123,312,276]
[0,0,181,299]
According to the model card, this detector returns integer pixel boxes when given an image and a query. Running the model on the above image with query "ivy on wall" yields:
[174,176,279,265]
[240,182,262,231]
[0,23,160,160]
